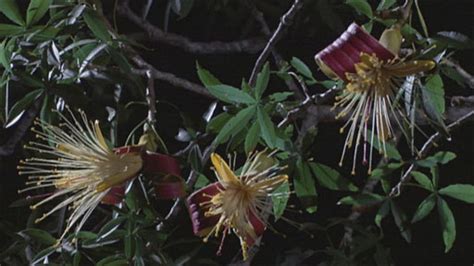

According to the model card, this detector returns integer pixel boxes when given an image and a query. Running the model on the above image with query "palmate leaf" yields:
[214,105,255,145]
[26,0,53,27]
[439,184,474,204]
[437,196,456,252]
[411,194,436,223]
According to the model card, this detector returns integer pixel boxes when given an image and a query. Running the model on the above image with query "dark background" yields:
[1,0,473,265]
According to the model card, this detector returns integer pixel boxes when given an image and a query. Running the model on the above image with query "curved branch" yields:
[117,1,266,54]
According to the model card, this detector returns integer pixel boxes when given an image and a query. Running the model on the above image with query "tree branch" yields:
[443,58,474,89]
[248,0,304,86]
[117,1,266,54]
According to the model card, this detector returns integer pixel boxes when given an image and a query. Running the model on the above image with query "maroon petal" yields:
[114,146,142,155]
[245,210,266,246]
[101,185,125,205]
[154,175,186,199]
[315,23,395,80]
[143,152,182,178]
[186,182,223,236]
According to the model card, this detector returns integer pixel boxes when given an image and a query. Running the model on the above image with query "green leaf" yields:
[83,9,112,42]
[207,84,256,105]
[214,105,255,144]
[244,121,260,154]
[421,74,446,125]
[375,200,390,228]
[338,192,384,207]
[0,39,11,71]
[437,196,456,252]
[269,92,293,102]
[257,106,277,148]
[411,171,434,191]
[439,184,474,204]
[26,0,52,26]
[390,201,411,243]
[411,194,436,223]
[255,62,270,99]
[0,0,25,26]
[194,174,210,189]
[309,162,358,192]
[32,246,56,265]
[272,181,290,221]
[376,0,397,10]
[294,160,318,213]
[97,216,126,238]
[206,112,231,133]
[0,23,23,37]
[362,21,373,33]
[291,57,315,80]
[434,31,474,50]
[6,89,43,127]
[170,0,194,18]
[21,228,56,246]
[367,130,401,160]
[196,62,221,87]
[346,0,373,18]
[97,256,128,266]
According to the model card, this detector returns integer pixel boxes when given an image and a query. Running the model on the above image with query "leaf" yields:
[83,9,112,42]
[214,105,255,144]
[26,0,52,26]
[439,184,474,204]
[254,62,270,99]
[434,31,474,49]
[0,23,23,37]
[0,0,25,26]
[294,160,318,213]
[196,62,221,87]
[375,200,390,228]
[291,57,315,80]
[207,85,256,105]
[31,246,56,265]
[309,162,358,192]
[244,121,260,154]
[269,92,293,102]
[206,112,231,133]
[6,89,43,128]
[376,0,397,10]
[257,106,277,148]
[272,181,290,221]
[411,171,434,191]
[367,130,401,160]
[194,174,210,189]
[0,39,11,71]
[170,0,194,18]
[346,0,373,18]
[338,192,384,207]
[411,194,436,223]
[437,196,456,252]
[417,151,457,168]
[390,201,411,243]
[21,228,56,246]
[424,74,445,114]
[97,216,126,238]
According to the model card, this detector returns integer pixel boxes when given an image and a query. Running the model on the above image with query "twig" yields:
[117,0,266,54]
[245,1,304,99]
[130,56,213,98]
[248,0,304,86]
[389,110,474,197]
[144,70,157,129]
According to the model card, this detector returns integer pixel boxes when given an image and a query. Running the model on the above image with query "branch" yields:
[248,0,304,86]
[117,1,266,54]
[389,110,474,197]
[130,55,213,98]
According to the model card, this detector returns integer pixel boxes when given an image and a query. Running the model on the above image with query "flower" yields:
[187,151,289,260]
[315,23,435,174]
[18,107,183,242]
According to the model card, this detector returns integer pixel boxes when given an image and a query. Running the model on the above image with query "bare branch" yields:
[248,0,304,86]
[117,1,266,54]
[389,110,474,197]
[443,58,474,89]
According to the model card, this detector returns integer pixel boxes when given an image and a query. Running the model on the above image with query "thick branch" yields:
[117,1,266,54]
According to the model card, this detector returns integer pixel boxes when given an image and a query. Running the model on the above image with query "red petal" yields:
[114,146,142,155]
[154,176,186,199]
[186,182,223,236]
[245,210,266,246]
[143,152,182,178]
[315,23,395,80]
[101,186,125,205]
